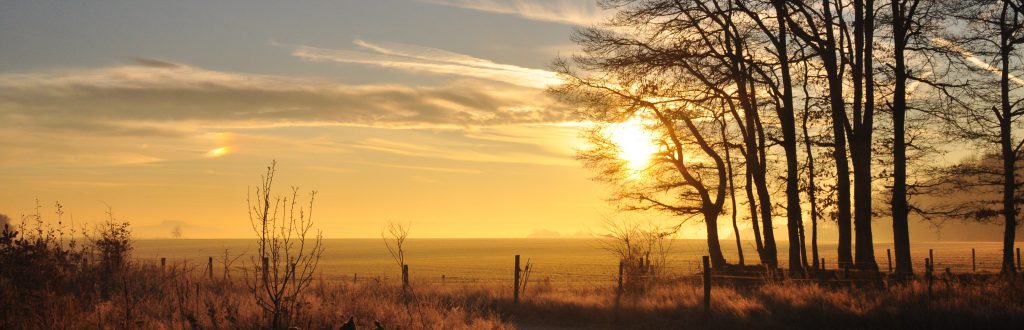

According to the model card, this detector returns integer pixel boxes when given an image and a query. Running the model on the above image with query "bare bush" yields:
[244,160,324,329]
[598,218,679,290]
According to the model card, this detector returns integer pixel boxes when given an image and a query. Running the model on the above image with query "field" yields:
[134,239,1024,284]
[5,232,1024,329]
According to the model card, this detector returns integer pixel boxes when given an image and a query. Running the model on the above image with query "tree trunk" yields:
[746,169,765,263]
[723,123,745,266]
[822,20,854,269]
[705,210,728,268]
[774,0,804,274]
[852,0,879,271]
[999,5,1018,276]
[891,0,913,276]
[804,108,821,271]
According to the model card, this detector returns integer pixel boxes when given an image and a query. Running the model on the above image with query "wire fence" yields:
[134,245,1024,287]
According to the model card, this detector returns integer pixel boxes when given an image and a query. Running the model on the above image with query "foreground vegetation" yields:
[2,221,1023,329]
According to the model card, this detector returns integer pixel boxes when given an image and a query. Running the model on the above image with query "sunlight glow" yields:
[206,146,230,157]
[608,117,660,174]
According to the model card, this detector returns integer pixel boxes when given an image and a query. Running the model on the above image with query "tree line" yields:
[553,0,1024,276]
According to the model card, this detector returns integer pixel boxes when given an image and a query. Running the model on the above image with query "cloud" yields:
[351,136,575,166]
[0,61,572,134]
[418,0,612,26]
[292,39,560,88]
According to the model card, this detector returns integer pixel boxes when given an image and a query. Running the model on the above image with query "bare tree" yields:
[219,248,245,280]
[171,225,182,239]
[382,221,410,290]
[940,0,1024,276]
[244,160,324,329]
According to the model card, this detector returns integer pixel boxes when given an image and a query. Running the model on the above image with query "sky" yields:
[0,0,1012,241]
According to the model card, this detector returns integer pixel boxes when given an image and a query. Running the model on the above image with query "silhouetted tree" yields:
[787,0,856,269]
[245,161,324,329]
[941,0,1024,275]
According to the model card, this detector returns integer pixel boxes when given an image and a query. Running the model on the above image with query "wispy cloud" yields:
[933,38,1024,86]
[352,136,576,166]
[0,61,570,133]
[292,39,560,88]
[418,0,612,26]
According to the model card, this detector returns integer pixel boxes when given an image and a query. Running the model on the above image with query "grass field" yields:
[133,239,1024,284]
[6,227,1024,329]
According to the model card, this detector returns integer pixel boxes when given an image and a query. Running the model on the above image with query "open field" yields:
[5,223,1024,329]
[4,258,1024,329]
[134,239,1024,284]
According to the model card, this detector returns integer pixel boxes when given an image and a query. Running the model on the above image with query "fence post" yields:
[161,257,166,269]
[442,274,446,285]
[821,258,826,270]
[353,273,357,285]
[402,264,409,290]
[262,257,269,285]
[514,255,521,304]
[972,248,976,273]
[887,249,892,273]
[1017,248,1021,272]
[207,257,213,279]
[702,256,711,318]
[929,249,934,269]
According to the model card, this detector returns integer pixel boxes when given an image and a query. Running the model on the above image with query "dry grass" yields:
[3,261,1024,329]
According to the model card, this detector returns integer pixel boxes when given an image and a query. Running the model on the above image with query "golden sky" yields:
[0,0,1012,240]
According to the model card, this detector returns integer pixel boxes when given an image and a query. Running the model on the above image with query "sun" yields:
[607,117,660,174]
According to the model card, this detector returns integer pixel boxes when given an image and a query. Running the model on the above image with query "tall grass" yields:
[2,205,1023,329]
[3,248,1024,328]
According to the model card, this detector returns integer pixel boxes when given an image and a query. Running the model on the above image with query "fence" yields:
[139,245,1024,290]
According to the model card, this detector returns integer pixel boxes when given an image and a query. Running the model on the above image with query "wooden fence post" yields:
[442,274,446,285]
[821,258,826,270]
[972,248,976,273]
[353,273,357,285]
[402,264,409,290]
[262,257,269,285]
[1017,248,1021,272]
[702,256,711,318]
[514,255,521,304]
[929,249,934,269]
[887,249,892,273]
[207,257,213,279]
[161,257,166,269]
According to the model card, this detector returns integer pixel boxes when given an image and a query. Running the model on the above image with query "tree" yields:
[555,0,803,268]
[245,161,324,329]
[382,221,410,291]
[787,0,856,269]
[734,0,806,272]
[883,0,959,276]
[941,0,1024,275]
